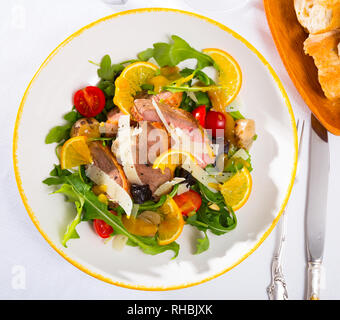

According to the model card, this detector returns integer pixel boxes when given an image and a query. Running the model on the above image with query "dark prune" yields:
[130,184,152,204]
[176,168,196,187]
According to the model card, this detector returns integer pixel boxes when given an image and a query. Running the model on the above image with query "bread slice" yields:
[294,0,340,34]
[304,29,340,99]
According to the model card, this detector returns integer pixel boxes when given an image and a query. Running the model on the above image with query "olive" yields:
[130,184,152,204]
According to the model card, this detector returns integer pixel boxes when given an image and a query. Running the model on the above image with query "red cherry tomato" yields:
[173,190,202,216]
[93,219,113,238]
[192,105,207,127]
[93,210,117,239]
[205,110,226,137]
[74,86,105,117]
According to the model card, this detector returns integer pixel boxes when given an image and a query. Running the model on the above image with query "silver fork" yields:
[267,119,305,300]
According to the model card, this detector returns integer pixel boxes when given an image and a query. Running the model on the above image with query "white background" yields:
[1,0,339,300]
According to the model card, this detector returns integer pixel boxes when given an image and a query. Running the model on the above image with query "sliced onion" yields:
[181,158,218,192]
[117,115,143,185]
[231,148,249,161]
[131,204,140,219]
[112,234,128,251]
[153,177,186,197]
[187,91,198,103]
[85,164,133,216]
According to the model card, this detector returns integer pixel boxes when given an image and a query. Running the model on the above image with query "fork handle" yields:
[267,256,288,300]
[307,261,321,300]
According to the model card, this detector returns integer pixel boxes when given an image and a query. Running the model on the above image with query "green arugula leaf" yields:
[194,91,211,106]
[185,214,209,232]
[188,182,238,236]
[45,110,82,144]
[54,184,84,247]
[63,110,82,122]
[229,111,245,120]
[179,68,215,86]
[153,42,173,67]
[42,177,65,186]
[61,200,83,247]
[196,201,237,235]
[43,171,179,258]
[195,231,209,254]
[169,36,214,69]
[97,79,115,97]
[163,85,221,93]
[179,92,196,112]
[138,36,215,69]
[45,124,72,144]
[138,48,154,61]
[97,55,124,81]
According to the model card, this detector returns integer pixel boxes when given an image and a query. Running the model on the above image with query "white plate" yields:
[13,8,297,290]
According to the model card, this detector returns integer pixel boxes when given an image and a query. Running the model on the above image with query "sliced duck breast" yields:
[100,108,125,137]
[111,119,172,193]
[88,141,129,191]
[154,91,183,108]
[131,97,215,167]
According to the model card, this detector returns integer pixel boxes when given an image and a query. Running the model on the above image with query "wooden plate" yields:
[264,0,340,135]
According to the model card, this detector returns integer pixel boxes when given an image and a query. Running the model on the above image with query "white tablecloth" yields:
[1,0,339,300]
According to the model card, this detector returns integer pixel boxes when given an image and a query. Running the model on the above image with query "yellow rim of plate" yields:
[12,8,298,291]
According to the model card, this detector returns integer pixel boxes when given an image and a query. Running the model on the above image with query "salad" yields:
[43,35,256,258]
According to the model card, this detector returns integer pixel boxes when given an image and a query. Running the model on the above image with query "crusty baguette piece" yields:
[304,29,340,99]
[294,0,340,34]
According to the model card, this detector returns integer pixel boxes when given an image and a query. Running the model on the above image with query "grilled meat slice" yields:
[134,164,172,193]
[88,141,129,191]
[131,97,215,167]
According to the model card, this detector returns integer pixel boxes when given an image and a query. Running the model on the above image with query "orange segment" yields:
[220,167,252,211]
[202,48,242,113]
[122,215,158,237]
[157,197,184,245]
[152,149,199,174]
[60,136,92,169]
[114,62,159,114]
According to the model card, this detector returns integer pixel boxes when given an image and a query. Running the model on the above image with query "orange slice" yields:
[114,62,159,114]
[220,167,252,211]
[202,48,242,113]
[157,197,184,245]
[152,149,199,174]
[60,136,92,169]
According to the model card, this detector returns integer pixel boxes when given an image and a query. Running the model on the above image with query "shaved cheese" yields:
[177,183,190,195]
[117,115,143,185]
[85,164,133,216]
[153,177,185,197]
[151,98,172,133]
[181,158,218,192]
